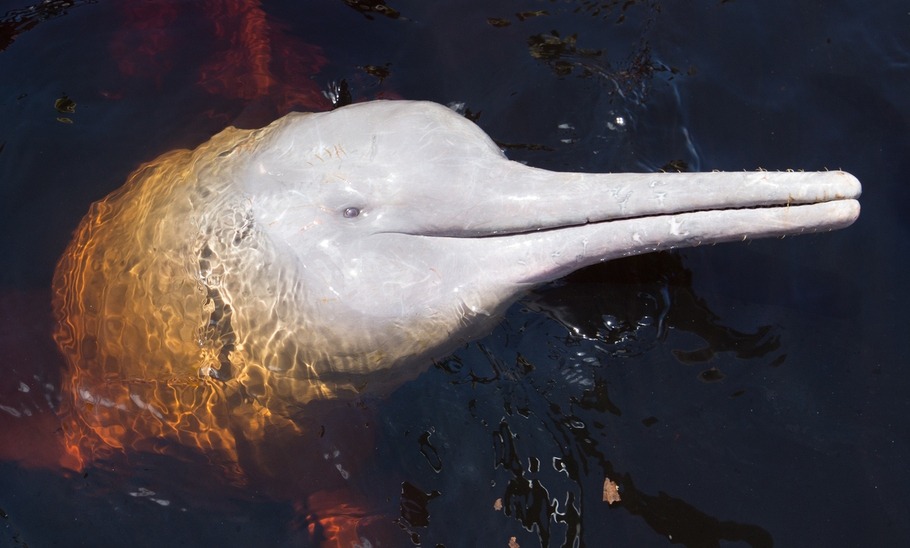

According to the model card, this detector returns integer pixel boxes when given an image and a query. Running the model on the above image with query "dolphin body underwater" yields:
[52,100,861,471]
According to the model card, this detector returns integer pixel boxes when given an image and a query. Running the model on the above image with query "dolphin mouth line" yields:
[386,197,860,240]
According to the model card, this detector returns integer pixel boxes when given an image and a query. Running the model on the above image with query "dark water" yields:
[1,0,907,546]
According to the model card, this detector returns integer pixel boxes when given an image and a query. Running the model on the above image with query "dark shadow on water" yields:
[416,252,780,546]
[527,252,782,368]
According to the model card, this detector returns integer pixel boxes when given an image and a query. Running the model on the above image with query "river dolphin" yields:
[52,100,860,468]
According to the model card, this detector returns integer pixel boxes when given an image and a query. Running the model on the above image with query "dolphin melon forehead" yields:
[251,101,505,168]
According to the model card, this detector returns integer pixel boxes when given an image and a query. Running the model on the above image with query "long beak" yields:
[442,168,860,284]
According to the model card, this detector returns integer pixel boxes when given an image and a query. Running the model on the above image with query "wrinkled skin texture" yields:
[52,100,860,473]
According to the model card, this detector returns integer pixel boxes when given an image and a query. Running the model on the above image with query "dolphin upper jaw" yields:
[359,168,860,287]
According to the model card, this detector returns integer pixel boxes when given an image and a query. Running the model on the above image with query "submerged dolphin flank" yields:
[52,100,860,467]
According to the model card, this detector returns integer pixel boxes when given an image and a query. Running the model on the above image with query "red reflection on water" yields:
[0,290,77,471]
[0,4,378,540]
[110,0,330,115]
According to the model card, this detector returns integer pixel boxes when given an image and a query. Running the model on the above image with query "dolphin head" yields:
[227,101,859,387]
[55,100,861,412]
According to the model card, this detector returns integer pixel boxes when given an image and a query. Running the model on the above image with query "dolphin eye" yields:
[343,207,361,218]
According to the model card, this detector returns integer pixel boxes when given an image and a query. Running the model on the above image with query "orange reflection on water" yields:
[51,128,319,477]
[303,491,384,547]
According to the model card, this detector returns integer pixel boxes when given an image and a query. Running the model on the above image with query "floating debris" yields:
[603,477,621,504]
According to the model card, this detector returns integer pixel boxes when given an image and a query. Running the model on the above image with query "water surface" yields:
[1,0,908,546]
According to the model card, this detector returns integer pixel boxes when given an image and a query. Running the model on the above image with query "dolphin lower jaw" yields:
[428,197,861,287]
[303,199,863,382]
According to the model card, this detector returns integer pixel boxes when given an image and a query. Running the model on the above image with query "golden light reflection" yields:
[52,126,327,477]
